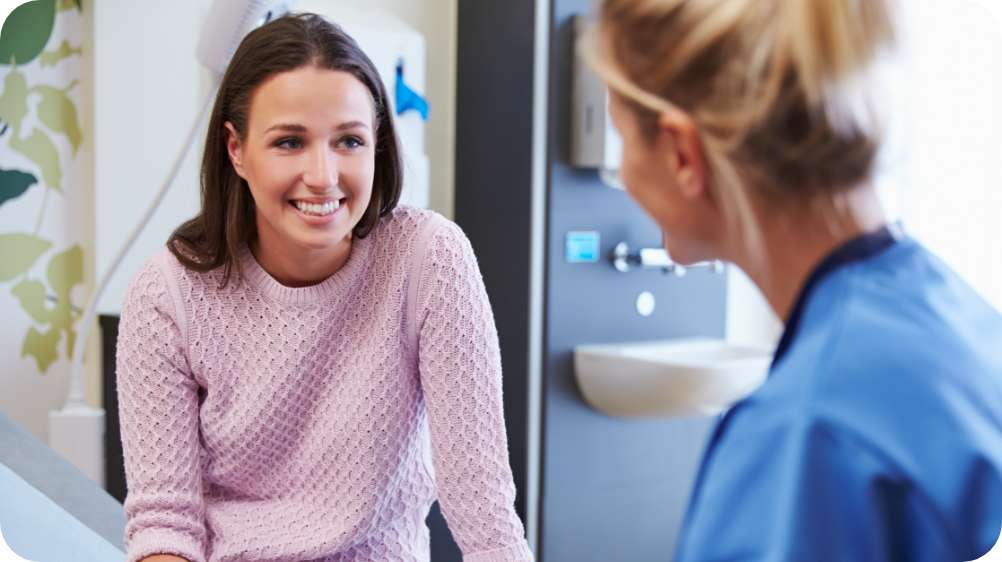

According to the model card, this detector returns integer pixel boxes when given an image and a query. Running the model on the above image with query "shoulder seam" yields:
[404,214,451,356]
[154,249,192,367]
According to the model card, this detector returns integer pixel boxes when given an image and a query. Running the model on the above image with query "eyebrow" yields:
[263,121,370,134]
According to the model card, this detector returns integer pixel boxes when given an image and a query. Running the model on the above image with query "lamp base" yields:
[49,405,106,487]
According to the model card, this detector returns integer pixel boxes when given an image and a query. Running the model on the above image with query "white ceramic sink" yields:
[574,338,773,417]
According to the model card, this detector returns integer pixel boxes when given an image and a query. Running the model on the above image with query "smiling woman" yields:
[114,13,533,562]
[223,66,379,287]
[168,13,402,287]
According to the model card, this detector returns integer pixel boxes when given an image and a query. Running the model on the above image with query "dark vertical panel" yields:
[100,314,126,503]
[450,0,540,560]
[454,0,537,521]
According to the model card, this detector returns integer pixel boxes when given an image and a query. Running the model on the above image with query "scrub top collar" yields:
[677,223,904,561]
[770,223,902,370]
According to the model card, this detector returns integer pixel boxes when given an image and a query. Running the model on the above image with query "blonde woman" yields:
[582,1,1002,560]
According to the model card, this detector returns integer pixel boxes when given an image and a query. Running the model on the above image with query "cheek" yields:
[618,145,642,190]
[619,140,660,203]
[345,154,376,197]
[244,153,295,200]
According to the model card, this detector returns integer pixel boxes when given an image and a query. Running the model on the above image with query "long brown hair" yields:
[168,13,402,286]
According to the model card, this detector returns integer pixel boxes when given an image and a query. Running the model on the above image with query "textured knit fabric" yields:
[116,206,533,562]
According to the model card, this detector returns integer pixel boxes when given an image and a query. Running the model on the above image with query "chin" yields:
[665,240,716,266]
[299,232,350,251]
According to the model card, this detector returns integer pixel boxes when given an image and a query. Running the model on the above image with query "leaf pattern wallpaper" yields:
[1,0,86,376]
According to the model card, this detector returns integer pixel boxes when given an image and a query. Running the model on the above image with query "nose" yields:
[302,145,337,193]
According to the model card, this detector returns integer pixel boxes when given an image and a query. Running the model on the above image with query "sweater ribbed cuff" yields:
[126,527,205,562]
[464,541,535,562]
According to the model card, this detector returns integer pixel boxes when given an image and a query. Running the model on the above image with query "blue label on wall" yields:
[565,231,600,263]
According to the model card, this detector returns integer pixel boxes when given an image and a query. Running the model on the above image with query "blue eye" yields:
[275,137,302,150]
[339,136,365,150]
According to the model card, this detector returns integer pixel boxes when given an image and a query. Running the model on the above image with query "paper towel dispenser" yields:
[570,15,623,188]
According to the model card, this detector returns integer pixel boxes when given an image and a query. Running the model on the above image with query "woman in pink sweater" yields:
[116,13,532,562]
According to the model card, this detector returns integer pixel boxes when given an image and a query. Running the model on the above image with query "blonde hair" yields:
[582,0,896,255]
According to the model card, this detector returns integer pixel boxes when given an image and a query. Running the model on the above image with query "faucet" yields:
[612,242,724,277]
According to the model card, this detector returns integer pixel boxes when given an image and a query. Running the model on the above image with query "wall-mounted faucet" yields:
[612,242,724,276]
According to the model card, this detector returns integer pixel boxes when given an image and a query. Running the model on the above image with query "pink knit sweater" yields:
[116,207,533,562]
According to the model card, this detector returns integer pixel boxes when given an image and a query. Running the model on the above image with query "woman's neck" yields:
[732,185,888,323]
[250,233,353,288]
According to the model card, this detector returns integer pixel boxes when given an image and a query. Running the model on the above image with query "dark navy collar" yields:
[770,223,902,370]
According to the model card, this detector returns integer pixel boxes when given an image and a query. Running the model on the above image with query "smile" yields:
[290,198,343,217]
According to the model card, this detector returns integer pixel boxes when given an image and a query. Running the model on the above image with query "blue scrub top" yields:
[675,227,1002,562]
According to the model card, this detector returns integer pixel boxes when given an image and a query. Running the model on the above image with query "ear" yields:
[224,122,247,180]
[657,109,706,201]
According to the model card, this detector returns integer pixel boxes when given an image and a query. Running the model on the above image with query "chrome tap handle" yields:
[612,242,724,276]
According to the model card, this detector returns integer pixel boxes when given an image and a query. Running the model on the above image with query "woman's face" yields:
[607,90,721,265]
[226,65,376,255]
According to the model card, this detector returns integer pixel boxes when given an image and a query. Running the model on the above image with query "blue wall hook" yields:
[395,60,429,121]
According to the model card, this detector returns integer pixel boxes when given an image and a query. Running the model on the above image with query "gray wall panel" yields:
[539,3,728,561]
[455,1,730,560]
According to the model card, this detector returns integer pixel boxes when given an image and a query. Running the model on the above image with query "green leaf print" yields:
[0,67,29,133]
[0,168,38,207]
[32,83,81,153]
[22,325,59,372]
[9,127,62,191]
[56,0,81,12]
[46,243,81,301]
[11,278,54,324]
[0,0,57,66]
[0,233,51,282]
[46,245,83,361]
[13,245,84,373]
[39,40,82,67]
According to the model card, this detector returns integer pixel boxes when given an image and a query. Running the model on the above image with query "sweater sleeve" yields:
[116,255,207,562]
[413,220,534,562]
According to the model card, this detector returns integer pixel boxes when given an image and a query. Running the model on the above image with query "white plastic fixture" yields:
[574,338,772,418]
[197,0,296,76]
[570,15,622,189]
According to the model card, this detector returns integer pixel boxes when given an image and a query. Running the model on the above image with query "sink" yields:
[573,338,773,417]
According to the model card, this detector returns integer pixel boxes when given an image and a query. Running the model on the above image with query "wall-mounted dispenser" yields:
[570,16,623,189]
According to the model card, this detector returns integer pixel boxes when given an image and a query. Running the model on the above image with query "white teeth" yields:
[293,199,340,216]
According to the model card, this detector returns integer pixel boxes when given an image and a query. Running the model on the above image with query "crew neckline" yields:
[236,235,373,306]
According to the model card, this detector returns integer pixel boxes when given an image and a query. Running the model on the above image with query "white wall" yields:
[895,0,1002,311]
[92,0,213,316]
[726,268,780,349]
